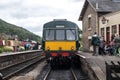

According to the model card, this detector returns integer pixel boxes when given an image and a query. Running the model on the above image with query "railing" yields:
[105,61,120,80]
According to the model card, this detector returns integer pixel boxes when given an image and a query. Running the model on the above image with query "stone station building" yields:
[79,0,120,51]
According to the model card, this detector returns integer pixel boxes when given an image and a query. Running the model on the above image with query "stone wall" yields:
[82,4,98,51]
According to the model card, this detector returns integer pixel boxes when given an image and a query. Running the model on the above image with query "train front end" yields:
[42,19,80,68]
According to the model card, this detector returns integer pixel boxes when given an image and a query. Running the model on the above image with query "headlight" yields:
[71,46,74,50]
[47,47,50,50]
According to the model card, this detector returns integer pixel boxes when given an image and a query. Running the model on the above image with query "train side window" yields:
[56,30,65,40]
[66,30,75,40]
[45,29,54,40]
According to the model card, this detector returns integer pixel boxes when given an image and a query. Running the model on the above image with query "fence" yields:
[105,61,120,80]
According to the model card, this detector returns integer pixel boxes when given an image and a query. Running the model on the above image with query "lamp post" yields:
[102,16,106,24]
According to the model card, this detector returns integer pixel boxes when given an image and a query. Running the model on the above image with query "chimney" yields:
[96,2,99,9]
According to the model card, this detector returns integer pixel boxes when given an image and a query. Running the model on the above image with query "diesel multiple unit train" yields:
[42,19,80,68]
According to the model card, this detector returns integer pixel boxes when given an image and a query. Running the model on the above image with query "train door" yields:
[106,27,110,42]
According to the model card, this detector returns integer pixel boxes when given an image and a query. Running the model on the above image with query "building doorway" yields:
[106,27,110,42]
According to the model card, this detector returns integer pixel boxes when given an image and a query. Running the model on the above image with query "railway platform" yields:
[77,51,120,80]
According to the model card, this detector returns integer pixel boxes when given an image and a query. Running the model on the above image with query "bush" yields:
[79,41,83,51]
[0,48,3,53]
[3,46,14,52]
[79,46,83,51]
[19,46,25,51]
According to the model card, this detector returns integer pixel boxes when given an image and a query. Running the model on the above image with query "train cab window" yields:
[56,30,65,40]
[45,29,54,40]
[66,30,75,40]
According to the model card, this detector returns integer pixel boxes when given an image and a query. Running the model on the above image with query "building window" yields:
[112,25,117,35]
[88,17,91,29]
[101,28,104,37]
[106,27,110,42]
[119,24,120,36]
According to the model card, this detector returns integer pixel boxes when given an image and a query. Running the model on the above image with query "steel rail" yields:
[0,50,43,70]
[43,68,51,80]
[0,56,45,80]
[42,68,77,80]
[0,54,42,70]
[71,68,78,80]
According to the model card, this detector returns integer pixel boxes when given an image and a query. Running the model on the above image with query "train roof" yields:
[43,19,79,29]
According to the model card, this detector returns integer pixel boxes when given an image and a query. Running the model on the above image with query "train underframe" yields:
[45,50,80,69]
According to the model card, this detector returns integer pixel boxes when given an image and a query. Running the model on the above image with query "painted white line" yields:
[79,55,86,59]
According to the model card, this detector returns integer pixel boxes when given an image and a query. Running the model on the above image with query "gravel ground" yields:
[9,61,46,80]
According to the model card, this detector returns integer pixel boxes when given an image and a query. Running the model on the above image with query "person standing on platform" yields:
[114,34,120,55]
[91,32,100,56]
[99,36,105,55]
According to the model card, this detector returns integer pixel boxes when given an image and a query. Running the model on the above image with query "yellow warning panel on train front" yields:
[45,41,76,51]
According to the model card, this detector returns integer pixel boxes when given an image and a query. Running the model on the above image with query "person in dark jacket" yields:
[91,32,100,56]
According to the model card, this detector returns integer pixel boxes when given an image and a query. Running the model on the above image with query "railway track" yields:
[0,55,45,80]
[38,65,88,80]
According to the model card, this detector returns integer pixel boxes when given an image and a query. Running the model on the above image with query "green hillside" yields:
[0,19,41,42]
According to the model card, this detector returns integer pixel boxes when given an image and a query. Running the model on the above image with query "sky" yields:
[0,0,84,37]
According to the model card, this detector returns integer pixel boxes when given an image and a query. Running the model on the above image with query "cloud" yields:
[0,0,84,37]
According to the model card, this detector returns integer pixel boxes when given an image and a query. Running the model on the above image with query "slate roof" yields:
[79,0,120,20]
